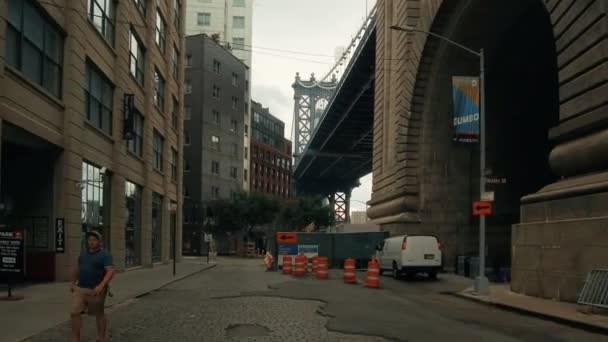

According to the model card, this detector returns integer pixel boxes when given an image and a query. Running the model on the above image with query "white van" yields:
[376,235,442,279]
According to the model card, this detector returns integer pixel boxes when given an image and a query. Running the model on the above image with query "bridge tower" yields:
[292,73,337,161]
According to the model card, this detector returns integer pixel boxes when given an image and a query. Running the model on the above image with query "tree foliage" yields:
[277,196,335,231]
[206,193,334,234]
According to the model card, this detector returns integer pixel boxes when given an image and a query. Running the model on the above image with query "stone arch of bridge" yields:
[397,0,560,269]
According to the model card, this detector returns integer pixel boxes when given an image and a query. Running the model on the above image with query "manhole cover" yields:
[225,324,271,338]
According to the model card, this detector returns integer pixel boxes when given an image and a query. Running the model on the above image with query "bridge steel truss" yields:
[292,74,337,160]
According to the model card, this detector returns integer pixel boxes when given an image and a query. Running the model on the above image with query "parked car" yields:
[376,235,442,279]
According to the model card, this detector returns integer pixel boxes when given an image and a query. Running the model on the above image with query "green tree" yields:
[206,192,280,234]
[277,196,334,231]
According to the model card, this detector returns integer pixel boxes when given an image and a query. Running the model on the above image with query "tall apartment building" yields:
[182,34,248,255]
[250,101,292,199]
[184,0,253,67]
[0,0,185,281]
[184,0,253,192]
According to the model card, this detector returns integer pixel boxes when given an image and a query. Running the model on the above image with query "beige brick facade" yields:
[0,0,184,281]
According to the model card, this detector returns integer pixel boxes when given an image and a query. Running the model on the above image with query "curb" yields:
[128,263,218,301]
[16,263,218,342]
[452,292,608,335]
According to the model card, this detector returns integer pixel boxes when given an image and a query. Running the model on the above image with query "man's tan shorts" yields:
[71,286,107,316]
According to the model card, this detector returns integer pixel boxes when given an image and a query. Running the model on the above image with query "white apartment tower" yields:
[185,0,254,192]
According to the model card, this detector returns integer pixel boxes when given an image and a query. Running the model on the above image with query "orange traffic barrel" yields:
[316,256,329,279]
[343,258,357,284]
[282,255,293,275]
[365,256,380,288]
[312,256,320,274]
[294,253,307,277]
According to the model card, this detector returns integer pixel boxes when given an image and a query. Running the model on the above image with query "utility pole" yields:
[390,25,489,295]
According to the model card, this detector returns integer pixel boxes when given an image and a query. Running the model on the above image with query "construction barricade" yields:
[294,253,307,277]
[365,256,380,288]
[343,258,357,284]
[315,256,329,279]
[282,255,293,275]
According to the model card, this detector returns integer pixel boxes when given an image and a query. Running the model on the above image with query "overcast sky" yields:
[251,0,376,213]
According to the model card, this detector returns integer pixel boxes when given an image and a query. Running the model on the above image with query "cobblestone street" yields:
[24,258,608,342]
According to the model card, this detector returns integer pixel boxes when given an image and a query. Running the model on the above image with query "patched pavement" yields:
[24,258,608,342]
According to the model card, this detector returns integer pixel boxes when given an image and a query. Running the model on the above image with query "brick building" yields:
[0,0,185,281]
[250,101,292,198]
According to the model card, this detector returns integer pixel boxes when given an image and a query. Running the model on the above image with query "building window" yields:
[244,169,248,182]
[153,130,164,171]
[253,112,261,123]
[231,73,238,86]
[173,0,181,30]
[155,10,166,52]
[133,0,146,16]
[233,16,245,29]
[125,180,142,267]
[244,124,249,137]
[151,193,163,262]
[211,135,220,151]
[129,29,145,85]
[197,13,211,26]
[127,111,143,157]
[211,161,219,175]
[213,85,220,99]
[244,146,248,160]
[172,45,179,79]
[233,0,245,7]
[186,55,192,67]
[233,37,245,50]
[85,62,113,135]
[231,143,238,157]
[230,167,237,179]
[213,110,220,124]
[232,96,238,110]
[170,148,178,180]
[154,69,165,111]
[6,0,64,98]
[211,186,220,199]
[184,158,191,172]
[172,97,179,129]
[184,129,191,145]
[185,81,192,94]
[81,161,110,247]
[213,59,221,74]
[230,119,238,133]
[87,0,115,45]
[185,106,192,120]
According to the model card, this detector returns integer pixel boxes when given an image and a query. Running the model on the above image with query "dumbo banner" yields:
[452,76,480,143]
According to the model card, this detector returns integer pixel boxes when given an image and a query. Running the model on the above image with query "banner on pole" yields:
[452,76,480,143]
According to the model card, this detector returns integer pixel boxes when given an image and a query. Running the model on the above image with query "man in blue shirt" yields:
[70,230,114,342]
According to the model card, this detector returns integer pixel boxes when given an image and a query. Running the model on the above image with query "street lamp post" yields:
[390,25,489,295]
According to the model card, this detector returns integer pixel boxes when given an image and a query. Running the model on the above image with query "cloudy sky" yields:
[251,0,376,212]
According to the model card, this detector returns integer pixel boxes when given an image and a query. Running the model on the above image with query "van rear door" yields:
[403,236,440,266]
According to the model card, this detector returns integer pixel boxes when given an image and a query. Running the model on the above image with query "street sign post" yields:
[473,201,492,216]
[0,231,25,298]
[276,232,298,244]
[55,218,65,253]
[481,192,495,202]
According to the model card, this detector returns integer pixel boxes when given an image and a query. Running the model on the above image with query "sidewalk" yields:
[457,284,608,333]
[0,257,217,342]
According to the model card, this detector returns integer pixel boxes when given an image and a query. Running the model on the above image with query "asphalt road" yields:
[24,258,608,342]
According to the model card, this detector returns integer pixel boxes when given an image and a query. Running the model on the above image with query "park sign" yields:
[0,230,25,275]
[452,76,480,143]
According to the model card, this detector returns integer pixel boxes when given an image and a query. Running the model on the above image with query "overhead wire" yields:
[34,1,337,64]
